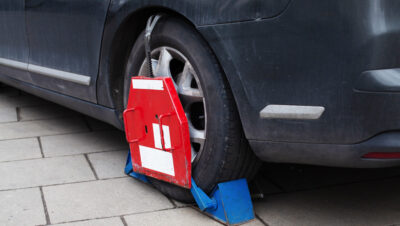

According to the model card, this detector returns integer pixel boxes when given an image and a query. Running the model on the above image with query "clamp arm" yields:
[144,15,162,77]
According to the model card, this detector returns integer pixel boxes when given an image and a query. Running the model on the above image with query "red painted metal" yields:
[123,76,192,188]
[362,152,400,159]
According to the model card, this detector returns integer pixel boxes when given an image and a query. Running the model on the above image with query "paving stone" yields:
[260,163,400,192]
[0,118,89,140]
[0,188,46,226]
[0,155,95,190]
[245,219,265,226]
[171,200,193,208]
[52,217,124,226]
[0,138,42,162]
[254,178,400,226]
[124,208,221,226]
[0,86,20,97]
[84,117,115,131]
[19,104,79,121]
[88,150,128,179]
[41,131,128,157]
[0,107,17,123]
[43,177,173,223]
[0,94,49,108]
[250,172,282,196]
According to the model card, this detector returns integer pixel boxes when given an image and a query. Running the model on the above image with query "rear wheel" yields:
[135,46,207,162]
[123,17,260,202]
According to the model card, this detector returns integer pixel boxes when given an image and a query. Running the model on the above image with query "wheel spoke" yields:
[150,59,158,74]
[177,62,193,88]
[177,63,203,108]
[189,121,205,145]
[179,94,203,111]
[191,147,197,162]
[154,47,172,77]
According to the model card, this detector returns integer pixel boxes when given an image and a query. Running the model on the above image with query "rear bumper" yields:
[250,131,400,168]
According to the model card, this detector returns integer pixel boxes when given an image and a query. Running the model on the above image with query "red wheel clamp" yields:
[123,14,255,225]
[123,76,255,225]
[124,76,192,188]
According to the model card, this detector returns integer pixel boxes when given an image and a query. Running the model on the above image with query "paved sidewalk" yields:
[0,85,400,226]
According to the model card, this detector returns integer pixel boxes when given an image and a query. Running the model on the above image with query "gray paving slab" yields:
[124,207,221,226]
[0,155,95,190]
[43,177,174,224]
[51,217,124,226]
[19,104,79,121]
[0,188,46,226]
[0,86,20,97]
[250,173,282,196]
[84,117,115,131]
[260,163,400,192]
[2,87,400,226]
[41,131,128,157]
[88,150,128,179]
[0,107,17,123]
[0,94,49,108]
[245,219,265,226]
[254,178,400,226]
[0,138,42,162]
[171,200,193,208]
[0,117,89,141]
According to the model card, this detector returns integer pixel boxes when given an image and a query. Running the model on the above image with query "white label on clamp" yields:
[132,79,164,90]
[152,123,171,149]
[139,145,175,176]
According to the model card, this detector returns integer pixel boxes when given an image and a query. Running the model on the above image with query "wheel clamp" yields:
[122,15,255,225]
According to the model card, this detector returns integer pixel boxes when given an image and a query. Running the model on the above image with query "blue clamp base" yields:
[190,178,255,225]
[125,152,255,225]
[125,152,149,183]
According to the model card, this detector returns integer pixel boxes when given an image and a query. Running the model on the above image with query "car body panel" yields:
[1,0,400,167]
[198,0,400,145]
[25,0,110,102]
[96,0,290,108]
[0,1,31,83]
[0,1,28,62]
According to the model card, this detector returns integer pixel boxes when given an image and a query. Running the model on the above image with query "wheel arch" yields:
[97,4,198,112]
[97,4,250,140]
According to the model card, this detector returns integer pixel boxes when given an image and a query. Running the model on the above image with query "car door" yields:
[25,0,111,102]
[0,1,30,83]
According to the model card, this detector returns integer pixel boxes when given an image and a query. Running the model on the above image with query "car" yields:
[1,0,400,202]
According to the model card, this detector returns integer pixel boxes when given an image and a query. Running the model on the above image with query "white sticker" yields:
[152,123,171,149]
[162,125,171,149]
[132,79,163,90]
[139,145,175,176]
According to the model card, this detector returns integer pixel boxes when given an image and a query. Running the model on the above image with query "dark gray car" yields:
[1,0,400,202]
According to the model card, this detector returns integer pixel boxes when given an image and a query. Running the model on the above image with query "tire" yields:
[122,17,261,202]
